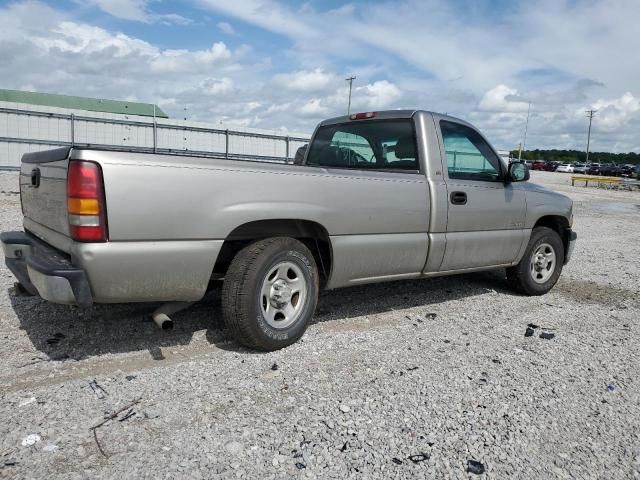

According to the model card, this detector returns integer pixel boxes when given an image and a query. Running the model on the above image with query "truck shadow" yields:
[9,270,513,360]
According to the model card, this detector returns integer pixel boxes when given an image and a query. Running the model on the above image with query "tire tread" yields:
[506,226,564,296]
[221,237,317,350]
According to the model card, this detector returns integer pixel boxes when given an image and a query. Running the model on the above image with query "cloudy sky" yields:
[0,0,638,151]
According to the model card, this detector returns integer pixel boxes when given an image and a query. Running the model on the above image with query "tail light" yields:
[350,111,376,120]
[67,161,108,242]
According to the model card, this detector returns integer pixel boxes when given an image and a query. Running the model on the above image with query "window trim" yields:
[439,120,505,183]
[305,119,422,175]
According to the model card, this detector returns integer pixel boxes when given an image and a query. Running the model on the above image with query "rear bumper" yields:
[1,231,93,307]
[564,229,577,265]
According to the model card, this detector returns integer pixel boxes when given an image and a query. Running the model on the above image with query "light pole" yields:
[518,102,531,162]
[345,76,356,115]
[585,109,597,164]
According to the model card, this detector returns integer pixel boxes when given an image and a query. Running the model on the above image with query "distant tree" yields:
[507,149,639,164]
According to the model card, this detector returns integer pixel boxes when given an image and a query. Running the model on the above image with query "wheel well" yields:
[533,215,570,253]
[212,219,332,286]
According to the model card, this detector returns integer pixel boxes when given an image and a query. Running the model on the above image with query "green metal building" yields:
[0,88,168,118]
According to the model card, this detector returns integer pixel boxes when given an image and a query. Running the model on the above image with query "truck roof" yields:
[318,109,469,127]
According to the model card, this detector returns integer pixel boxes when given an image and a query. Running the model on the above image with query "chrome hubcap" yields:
[261,262,306,329]
[530,243,556,284]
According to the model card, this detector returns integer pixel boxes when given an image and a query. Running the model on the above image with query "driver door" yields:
[435,118,527,271]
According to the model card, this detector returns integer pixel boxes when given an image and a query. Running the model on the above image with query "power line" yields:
[585,109,597,164]
[345,76,356,115]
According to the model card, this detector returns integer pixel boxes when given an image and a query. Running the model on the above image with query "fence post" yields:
[70,114,75,147]
[285,136,290,163]
[153,120,157,153]
[225,129,229,159]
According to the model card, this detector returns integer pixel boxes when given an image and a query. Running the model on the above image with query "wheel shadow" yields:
[7,270,515,360]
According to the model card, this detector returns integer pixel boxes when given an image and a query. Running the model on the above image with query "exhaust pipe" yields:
[151,302,194,330]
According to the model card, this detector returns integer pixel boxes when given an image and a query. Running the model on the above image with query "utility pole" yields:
[585,109,597,164]
[345,76,356,115]
[518,102,531,162]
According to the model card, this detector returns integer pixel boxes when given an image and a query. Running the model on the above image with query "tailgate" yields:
[20,147,72,237]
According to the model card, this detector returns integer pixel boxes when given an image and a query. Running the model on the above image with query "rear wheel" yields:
[506,227,564,295]
[222,237,319,351]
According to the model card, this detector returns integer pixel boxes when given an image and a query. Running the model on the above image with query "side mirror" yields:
[507,162,530,183]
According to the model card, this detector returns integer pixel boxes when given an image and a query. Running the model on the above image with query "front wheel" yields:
[222,237,319,351]
[506,227,564,295]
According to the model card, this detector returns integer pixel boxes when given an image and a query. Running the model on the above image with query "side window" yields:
[306,120,419,171]
[440,121,502,181]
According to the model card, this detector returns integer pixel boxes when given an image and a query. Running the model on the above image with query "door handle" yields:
[450,191,467,205]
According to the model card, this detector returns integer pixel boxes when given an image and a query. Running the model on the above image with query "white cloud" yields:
[479,85,530,113]
[198,0,313,40]
[299,98,328,117]
[79,0,191,24]
[355,80,402,110]
[80,0,148,21]
[37,21,156,56]
[273,69,337,92]
[217,21,237,35]
[589,92,640,131]
[201,77,234,96]
[150,42,232,73]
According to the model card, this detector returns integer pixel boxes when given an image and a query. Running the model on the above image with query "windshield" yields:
[306,119,419,171]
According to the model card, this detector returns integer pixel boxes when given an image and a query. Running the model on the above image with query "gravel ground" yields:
[0,170,639,479]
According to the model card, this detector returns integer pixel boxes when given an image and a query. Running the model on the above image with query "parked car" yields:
[544,161,561,172]
[587,163,602,175]
[531,161,546,171]
[573,163,588,174]
[1,110,576,351]
[618,164,635,177]
[598,164,620,176]
[556,163,575,173]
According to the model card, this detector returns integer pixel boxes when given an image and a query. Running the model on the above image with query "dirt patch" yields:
[556,278,638,307]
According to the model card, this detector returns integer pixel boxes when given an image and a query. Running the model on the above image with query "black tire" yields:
[506,227,565,295]
[222,237,319,351]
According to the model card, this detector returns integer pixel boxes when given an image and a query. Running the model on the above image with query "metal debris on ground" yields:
[467,459,486,475]
[118,409,136,422]
[392,457,403,465]
[90,398,142,431]
[89,398,142,458]
[89,380,108,399]
[408,453,429,463]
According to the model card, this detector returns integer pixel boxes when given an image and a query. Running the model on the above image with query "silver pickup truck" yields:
[1,110,576,350]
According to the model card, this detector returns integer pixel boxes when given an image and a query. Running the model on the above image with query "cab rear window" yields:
[306,120,419,172]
